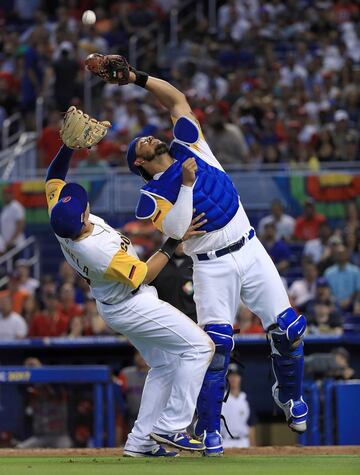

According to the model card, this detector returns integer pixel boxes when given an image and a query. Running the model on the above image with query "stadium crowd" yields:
[0,1,360,168]
[0,193,359,339]
[0,0,359,339]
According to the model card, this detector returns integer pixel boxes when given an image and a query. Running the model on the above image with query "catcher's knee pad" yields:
[268,307,307,415]
[195,324,234,436]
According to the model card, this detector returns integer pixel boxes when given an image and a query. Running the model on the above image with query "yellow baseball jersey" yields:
[45,179,147,304]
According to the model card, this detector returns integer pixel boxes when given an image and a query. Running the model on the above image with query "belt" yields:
[100,286,140,306]
[196,228,255,261]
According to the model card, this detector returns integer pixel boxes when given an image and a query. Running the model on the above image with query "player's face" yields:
[135,136,168,161]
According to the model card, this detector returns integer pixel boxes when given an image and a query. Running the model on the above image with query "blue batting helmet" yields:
[50,183,88,239]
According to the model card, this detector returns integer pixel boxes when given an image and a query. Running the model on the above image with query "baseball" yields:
[82,10,96,25]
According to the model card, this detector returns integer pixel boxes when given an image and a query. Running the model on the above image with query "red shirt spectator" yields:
[235,307,264,334]
[57,283,83,321]
[0,272,30,315]
[294,199,326,241]
[29,293,69,337]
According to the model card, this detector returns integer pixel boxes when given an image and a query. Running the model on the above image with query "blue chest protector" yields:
[136,142,239,232]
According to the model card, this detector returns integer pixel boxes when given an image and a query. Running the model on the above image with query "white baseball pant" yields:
[97,285,214,452]
[192,236,291,328]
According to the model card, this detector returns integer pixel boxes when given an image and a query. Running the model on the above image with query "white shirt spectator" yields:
[221,392,252,448]
[19,277,39,295]
[257,214,295,241]
[303,238,324,264]
[0,311,27,339]
[288,279,317,308]
[0,199,25,248]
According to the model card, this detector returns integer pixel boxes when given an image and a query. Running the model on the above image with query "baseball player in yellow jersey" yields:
[45,124,215,457]
[85,55,308,456]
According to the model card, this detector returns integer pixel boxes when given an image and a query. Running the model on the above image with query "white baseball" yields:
[82,10,96,25]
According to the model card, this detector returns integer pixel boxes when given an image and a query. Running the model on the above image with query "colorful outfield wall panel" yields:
[0,172,359,224]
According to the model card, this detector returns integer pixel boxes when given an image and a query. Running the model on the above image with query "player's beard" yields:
[142,142,169,162]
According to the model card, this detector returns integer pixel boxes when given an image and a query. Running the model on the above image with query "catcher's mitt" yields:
[85,53,130,85]
[60,106,111,149]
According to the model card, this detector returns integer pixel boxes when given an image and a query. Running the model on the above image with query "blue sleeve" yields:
[173,117,199,144]
[46,144,74,182]
[279,241,291,260]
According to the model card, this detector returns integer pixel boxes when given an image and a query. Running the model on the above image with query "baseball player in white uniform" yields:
[220,364,255,448]
[45,127,215,457]
[86,54,308,457]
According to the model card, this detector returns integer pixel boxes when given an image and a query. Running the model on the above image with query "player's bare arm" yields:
[136,74,192,120]
[85,53,194,120]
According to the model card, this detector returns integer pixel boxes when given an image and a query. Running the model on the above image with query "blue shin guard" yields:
[268,308,308,433]
[195,324,234,455]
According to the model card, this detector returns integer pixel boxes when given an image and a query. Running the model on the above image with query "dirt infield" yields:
[1,446,359,457]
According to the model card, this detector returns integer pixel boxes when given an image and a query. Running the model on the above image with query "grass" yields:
[0,456,359,475]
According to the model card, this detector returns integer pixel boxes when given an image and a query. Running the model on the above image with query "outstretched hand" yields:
[182,211,207,241]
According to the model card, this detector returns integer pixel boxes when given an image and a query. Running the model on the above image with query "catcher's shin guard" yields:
[195,324,234,443]
[268,307,308,433]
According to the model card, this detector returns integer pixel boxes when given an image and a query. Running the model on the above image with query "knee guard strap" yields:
[268,307,307,404]
[195,324,234,435]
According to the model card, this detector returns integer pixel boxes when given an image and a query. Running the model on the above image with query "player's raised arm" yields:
[85,54,192,119]
[45,106,111,213]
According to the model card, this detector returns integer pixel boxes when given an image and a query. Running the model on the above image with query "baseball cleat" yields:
[150,432,205,451]
[203,430,224,457]
[273,385,308,433]
[123,445,179,457]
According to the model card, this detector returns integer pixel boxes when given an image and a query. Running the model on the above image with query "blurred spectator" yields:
[205,107,249,165]
[68,315,83,338]
[221,363,256,448]
[22,294,39,325]
[45,42,80,111]
[117,351,149,431]
[57,283,83,321]
[29,291,69,337]
[288,262,318,311]
[152,243,197,322]
[344,201,359,235]
[36,274,57,309]
[324,245,360,310]
[305,277,340,318]
[331,109,355,161]
[0,295,27,339]
[317,233,343,275]
[257,200,295,241]
[294,198,326,241]
[37,110,62,168]
[303,222,333,264]
[344,228,360,266]
[235,305,264,334]
[307,303,343,335]
[15,259,39,294]
[57,261,86,304]
[304,347,355,380]
[0,186,25,251]
[121,220,160,260]
[78,25,108,61]
[0,271,30,314]
[77,147,111,173]
[58,261,76,285]
[260,222,290,275]
[16,357,72,449]
[81,297,111,336]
